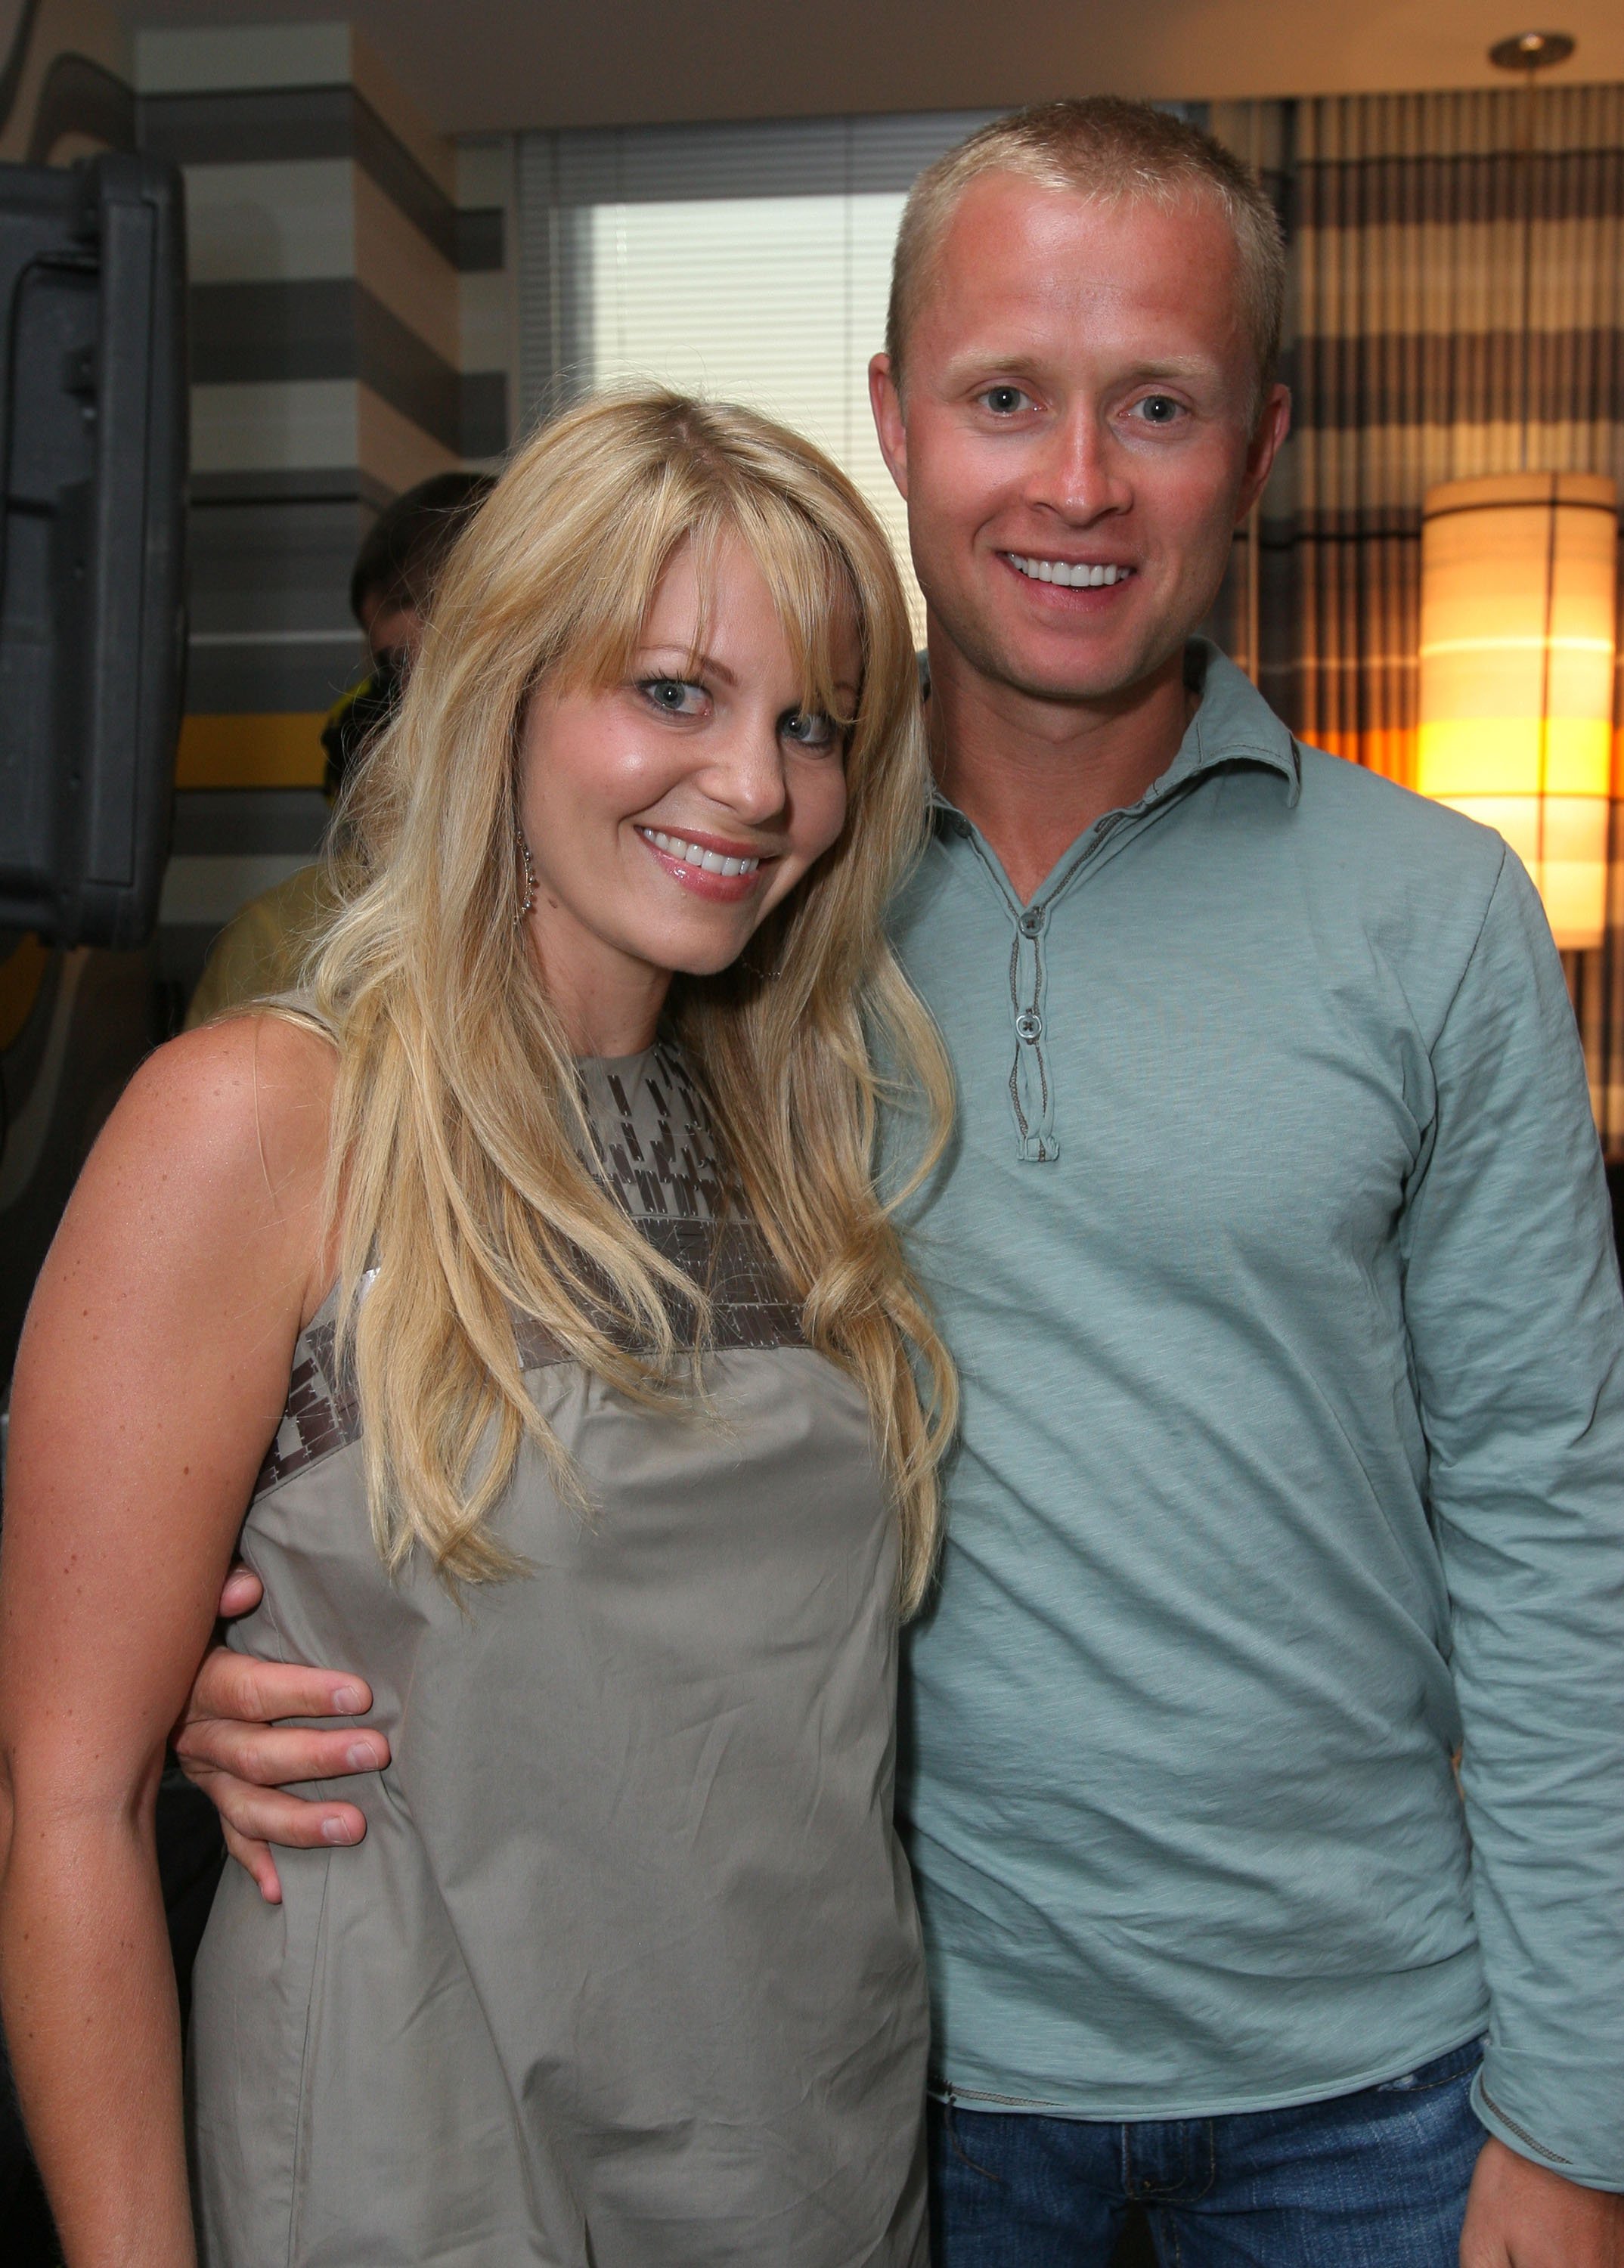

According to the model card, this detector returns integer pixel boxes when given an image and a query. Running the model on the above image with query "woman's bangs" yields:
[544,482,701,697]
[725,494,866,734]
[525,472,872,742]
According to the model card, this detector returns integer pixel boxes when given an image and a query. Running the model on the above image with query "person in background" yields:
[184,470,493,1029]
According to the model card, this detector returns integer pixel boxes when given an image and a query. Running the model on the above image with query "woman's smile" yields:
[634,821,776,900]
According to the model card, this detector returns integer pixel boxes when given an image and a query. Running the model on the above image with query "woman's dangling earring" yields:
[515,824,537,925]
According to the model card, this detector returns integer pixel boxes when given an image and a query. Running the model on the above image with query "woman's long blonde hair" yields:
[299,391,956,1610]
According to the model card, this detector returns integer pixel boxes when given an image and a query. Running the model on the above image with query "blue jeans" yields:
[929,2037,1486,2266]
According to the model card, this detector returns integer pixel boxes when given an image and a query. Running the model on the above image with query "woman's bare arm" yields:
[0,1014,333,2267]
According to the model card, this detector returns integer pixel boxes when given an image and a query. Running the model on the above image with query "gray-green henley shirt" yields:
[889,642,1624,2186]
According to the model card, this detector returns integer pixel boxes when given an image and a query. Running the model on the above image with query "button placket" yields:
[947,757,1220,1170]
[997,803,1177,1164]
[1008,906,1056,1162]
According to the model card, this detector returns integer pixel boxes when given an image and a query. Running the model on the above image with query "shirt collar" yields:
[928,636,1302,834]
[1167,637,1301,807]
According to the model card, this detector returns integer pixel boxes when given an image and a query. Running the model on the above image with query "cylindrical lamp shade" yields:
[1418,472,1618,950]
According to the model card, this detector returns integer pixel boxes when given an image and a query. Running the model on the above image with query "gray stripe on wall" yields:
[455,206,504,272]
[351,94,457,265]
[160,854,312,927]
[1296,148,1624,228]
[185,640,366,715]
[190,279,462,451]
[461,369,508,457]
[191,276,355,384]
[187,494,368,709]
[191,468,395,510]
[141,83,352,164]
[188,492,365,629]
[1290,328,1624,429]
[172,789,330,857]
[356,288,460,449]
[139,85,459,265]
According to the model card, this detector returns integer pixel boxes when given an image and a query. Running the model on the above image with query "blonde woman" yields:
[0,393,955,2268]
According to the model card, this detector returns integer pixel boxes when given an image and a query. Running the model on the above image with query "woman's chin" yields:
[663,939,760,981]
[619,907,768,982]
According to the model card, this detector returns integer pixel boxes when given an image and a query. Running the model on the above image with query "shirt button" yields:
[1018,906,1046,935]
[1015,1010,1043,1043]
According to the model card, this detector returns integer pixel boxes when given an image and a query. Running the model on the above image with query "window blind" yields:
[516,112,998,632]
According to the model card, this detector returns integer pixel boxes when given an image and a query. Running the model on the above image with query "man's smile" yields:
[1003,553,1136,588]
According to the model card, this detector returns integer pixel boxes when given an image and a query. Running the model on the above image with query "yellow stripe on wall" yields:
[176,714,328,789]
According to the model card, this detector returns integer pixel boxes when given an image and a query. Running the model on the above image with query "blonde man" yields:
[178,101,1624,2268]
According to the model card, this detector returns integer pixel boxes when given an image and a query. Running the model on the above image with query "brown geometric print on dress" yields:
[253,1311,361,1496]
[510,1219,804,1371]
[578,1041,726,1222]
[252,1046,804,1501]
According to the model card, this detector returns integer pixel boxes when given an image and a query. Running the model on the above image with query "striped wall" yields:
[134,23,516,988]
[459,132,521,463]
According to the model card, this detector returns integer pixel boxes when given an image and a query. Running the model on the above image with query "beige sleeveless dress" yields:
[187,1042,928,2267]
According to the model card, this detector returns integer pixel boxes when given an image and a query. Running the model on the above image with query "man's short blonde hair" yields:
[886,98,1286,410]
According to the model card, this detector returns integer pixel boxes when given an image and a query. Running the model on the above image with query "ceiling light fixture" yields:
[1486,29,1575,73]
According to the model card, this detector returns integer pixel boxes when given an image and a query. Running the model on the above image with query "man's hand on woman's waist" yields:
[173,1562,389,1904]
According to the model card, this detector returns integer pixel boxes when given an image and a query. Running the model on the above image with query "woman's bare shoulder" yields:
[72,1011,339,1307]
[120,1009,336,1182]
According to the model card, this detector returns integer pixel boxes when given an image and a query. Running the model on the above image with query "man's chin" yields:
[981,631,1180,709]
[920,576,1197,710]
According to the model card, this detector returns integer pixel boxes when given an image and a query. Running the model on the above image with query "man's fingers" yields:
[175,1717,389,1788]
[175,1715,388,1787]
[184,1641,373,1730]
[221,1820,282,1905]
[216,1562,263,1619]
[192,1766,369,1855]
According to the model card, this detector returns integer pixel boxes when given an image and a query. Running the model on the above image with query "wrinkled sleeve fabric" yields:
[1401,847,1624,2189]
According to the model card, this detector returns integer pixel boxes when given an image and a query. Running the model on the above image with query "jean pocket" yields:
[1371,2037,1486,2094]
[928,2098,1009,2187]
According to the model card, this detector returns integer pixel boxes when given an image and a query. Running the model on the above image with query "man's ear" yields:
[1236,381,1291,525]
[869,353,909,500]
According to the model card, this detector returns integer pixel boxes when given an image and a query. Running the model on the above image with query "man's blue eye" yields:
[1139,396,1180,423]
[982,386,1027,415]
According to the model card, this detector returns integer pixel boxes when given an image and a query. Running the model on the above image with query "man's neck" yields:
[928,634,1196,903]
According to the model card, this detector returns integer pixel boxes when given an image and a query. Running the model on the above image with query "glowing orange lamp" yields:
[1417,472,1618,950]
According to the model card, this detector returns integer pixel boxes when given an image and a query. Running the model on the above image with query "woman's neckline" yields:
[578,1042,657,1077]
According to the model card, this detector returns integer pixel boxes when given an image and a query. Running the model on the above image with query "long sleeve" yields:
[1401,847,1624,2189]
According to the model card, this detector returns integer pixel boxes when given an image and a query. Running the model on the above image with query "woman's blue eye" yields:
[781,708,839,751]
[640,677,705,714]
